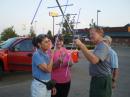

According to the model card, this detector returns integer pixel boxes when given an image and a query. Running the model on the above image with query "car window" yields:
[14,39,33,52]
[0,38,18,49]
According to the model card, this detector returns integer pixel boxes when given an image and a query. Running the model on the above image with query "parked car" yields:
[0,37,34,76]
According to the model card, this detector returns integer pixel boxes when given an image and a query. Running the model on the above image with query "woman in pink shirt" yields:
[51,35,73,97]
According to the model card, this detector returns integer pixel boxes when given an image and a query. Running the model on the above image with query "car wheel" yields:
[0,65,3,78]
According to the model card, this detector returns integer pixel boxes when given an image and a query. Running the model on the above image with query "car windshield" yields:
[0,38,18,49]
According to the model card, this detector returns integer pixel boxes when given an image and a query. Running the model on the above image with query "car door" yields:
[8,39,34,71]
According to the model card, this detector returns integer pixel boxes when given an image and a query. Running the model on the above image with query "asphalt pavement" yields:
[0,47,130,97]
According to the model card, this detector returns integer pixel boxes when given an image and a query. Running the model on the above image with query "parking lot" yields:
[0,47,130,97]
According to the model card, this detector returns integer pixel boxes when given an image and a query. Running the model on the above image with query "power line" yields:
[30,0,43,25]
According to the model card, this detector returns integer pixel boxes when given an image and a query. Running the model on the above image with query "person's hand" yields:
[57,57,63,64]
[68,61,73,67]
[74,39,83,47]
[51,87,57,95]
[53,57,63,69]
[112,81,116,89]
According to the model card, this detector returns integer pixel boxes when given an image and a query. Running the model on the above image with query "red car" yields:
[0,37,34,76]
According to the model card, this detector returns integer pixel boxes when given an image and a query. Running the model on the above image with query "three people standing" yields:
[31,28,118,97]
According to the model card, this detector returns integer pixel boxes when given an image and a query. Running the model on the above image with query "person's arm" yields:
[34,50,54,73]
[75,39,109,65]
[51,87,57,95]
[39,56,53,73]
[79,43,99,64]
[111,51,119,81]
[112,68,119,88]
[74,39,99,64]
[110,50,119,88]
[112,68,119,82]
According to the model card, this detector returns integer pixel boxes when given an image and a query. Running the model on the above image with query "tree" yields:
[61,14,75,44]
[47,30,53,43]
[47,30,52,38]
[89,22,96,28]
[62,14,74,35]
[1,26,18,41]
[29,26,36,37]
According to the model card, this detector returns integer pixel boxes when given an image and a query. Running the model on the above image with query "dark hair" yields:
[32,34,48,48]
[54,34,64,42]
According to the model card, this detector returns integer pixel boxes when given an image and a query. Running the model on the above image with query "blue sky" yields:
[0,0,130,35]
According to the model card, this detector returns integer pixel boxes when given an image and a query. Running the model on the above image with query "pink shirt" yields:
[51,47,71,83]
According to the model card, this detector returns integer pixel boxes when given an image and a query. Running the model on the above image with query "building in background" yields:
[76,24,130,46]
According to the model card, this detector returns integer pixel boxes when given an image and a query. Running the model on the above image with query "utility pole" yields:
[49,11,58,37]
[97,10,101,26]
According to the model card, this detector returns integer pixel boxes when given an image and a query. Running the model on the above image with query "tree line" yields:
[0,14,74,44]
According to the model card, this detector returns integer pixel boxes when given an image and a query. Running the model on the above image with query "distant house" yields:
[103,24,130,46]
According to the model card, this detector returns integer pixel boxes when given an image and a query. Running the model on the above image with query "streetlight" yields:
[49,11,58,37]
[97,10,101,26]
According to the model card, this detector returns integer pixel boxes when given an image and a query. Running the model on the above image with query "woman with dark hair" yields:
[51,35,73,97]
[31,34,56,97]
